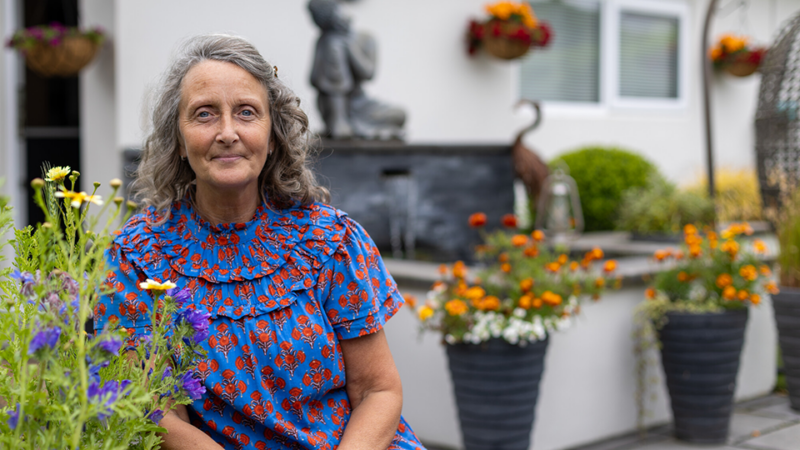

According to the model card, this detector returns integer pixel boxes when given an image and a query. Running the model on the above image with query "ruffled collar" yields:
[117,197,346,285]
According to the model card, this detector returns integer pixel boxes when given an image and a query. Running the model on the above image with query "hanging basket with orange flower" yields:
[467,1,553,60]
[634,223,775,444]
[709,34,767,77]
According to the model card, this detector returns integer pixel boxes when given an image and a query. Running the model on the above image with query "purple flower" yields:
[97,337,122,356]
[147,409,164,424]
[181,372,206,400]
[89,379,130,419]
[10,270,34,284]
[167,287,192,305]
[29,326,61,354]
[162,366,173,380]
[7,404,19,430]
[179,308,211,343]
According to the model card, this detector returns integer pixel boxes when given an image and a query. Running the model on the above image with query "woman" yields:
[95,34,425,450]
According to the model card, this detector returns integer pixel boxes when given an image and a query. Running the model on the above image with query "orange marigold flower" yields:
[590,247,604,260]
[603,260,617,273]
[654,249,671,261]
[545,262,561,273]
[743,223,754,235]
[558,254,568,265]
[519,294,532,309]
[438,264,448,276]
[685,234,703,247]
[403,294,417,309]
[707,231,718,241]
[541,291,562,306]
[431,280,444,290]
[569,261,579,271]
[737,290,749,301]
[689,245,702,258]
[645,287,656,299]
[498,252,510,263]
[753,239,767,254]
[531,230,545,242]
[675,250,685,260]
[480,295,501,311]
[595,277,606,288]
[750,293,761,305]
[739,265,758,281]
[511,234,529,247]
[468,212,487,228]
[721,240,739,257]
[716,273,733,288]
[453,261,467,279]
[445,299,469,316]
[464,286,486,301]
[684,224,698,235]
[501,214,518,228]
[519,278,534,292]
[760,265,772,276]
[501,263,512,273]
[723,286,737,300]
[765,281,779,295]
[523,245,539,258]
[418,306,434,321]
[532,297,543,308]
[677,271,689,282]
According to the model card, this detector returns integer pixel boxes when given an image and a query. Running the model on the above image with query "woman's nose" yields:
[216,114,239,145]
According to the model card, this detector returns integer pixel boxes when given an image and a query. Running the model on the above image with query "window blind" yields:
[520,0,601,103]
[619,11,679,99]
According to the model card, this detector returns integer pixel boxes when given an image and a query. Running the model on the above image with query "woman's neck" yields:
[192,184,260,225]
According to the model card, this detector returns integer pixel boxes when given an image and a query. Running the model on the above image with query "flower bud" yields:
[93,181,101,188]
[31,178,45,189]
[109,178,122,188]
[113,196,123,206]
[126,200,138,211]
[42,222,52,229]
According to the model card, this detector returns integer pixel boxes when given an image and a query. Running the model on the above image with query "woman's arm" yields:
[337,329,403,450]
[158,404,222,450]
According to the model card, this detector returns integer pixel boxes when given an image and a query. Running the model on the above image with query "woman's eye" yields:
[198,111,210,118]
[241,110,253,117]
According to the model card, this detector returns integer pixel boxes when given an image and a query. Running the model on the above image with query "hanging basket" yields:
[482,20,532,60]
[24,36,100,78]
[725,60,759,77]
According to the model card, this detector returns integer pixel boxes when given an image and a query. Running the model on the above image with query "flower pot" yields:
[658,309,748,444]
[725,61,759,77]
[446,337,548,450]
[24,36,100,78]
[482,20,531,60]
[772,287,800,410]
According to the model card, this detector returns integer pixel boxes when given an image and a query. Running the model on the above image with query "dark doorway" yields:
[23,0,82,226]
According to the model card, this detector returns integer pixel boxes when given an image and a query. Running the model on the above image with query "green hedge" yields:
[550,147,656,232]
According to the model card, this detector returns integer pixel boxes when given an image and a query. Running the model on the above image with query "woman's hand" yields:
[338,329,403,450]
[158,404,221,450]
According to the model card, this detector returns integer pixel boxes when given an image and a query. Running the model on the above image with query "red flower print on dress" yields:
[208,323,237,362]
[270,307,293,331]
[281,386,306,421]
[243,391,273,423]
[306,399,327,425]
[250,319,277,353]
[302,360,332,392]
[260,365,286,396]
[292,315,324,348]
[213,369,248,404]
[274,341,306,377]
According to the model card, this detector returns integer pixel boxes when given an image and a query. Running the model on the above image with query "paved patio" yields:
[425,394,800,450]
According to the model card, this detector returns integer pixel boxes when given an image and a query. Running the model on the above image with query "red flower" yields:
[533,22,552,47]
[501,214,518,228]
[468,212,487,228]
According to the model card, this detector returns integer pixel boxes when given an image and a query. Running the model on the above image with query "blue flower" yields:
[7,403,20,430]
[29,326,61,355]
[10,270,34,284]
[88,379,130,420]
[181,372,206,400]
[146,408,164,424]
[179,308,211,343]
[167,287,192,305]
[97,337,122,356]
[162,366,173,380]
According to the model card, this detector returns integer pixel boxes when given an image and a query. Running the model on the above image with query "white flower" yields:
[139,279,177,291]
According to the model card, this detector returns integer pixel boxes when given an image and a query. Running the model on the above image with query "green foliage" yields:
[684,168,763,222]
[0,170,207,450]
[616,175,715,234]
[776,187,800,287]
[550,147,656,232]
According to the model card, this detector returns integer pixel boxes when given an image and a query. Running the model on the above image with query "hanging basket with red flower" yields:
[467,1,552,60]
[709,34,766,77]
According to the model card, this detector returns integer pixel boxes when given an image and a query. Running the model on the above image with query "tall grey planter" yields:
[658,309,749,444]
[446,337,548,450]
[773,287,800,410]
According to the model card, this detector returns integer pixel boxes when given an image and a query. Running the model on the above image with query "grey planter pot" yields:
[446,337,548,450]
[773,287,800,410]
[658,309,748,444]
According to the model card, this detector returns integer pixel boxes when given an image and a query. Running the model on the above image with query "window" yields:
[520,0,688,109]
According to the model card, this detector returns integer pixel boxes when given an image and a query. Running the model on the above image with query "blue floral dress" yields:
[94,197,425,450]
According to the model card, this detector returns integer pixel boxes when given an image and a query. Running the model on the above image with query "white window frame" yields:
[524,0,690,116]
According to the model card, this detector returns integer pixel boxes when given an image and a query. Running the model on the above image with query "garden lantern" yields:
[535,165,583,242]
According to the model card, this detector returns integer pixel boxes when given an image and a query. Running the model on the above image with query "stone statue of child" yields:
[308,0,406,139]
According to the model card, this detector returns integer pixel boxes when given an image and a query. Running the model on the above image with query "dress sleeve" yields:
[94,242,153,349]
[320,217,405,340]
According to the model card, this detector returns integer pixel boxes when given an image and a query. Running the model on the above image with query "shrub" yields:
[684,168,763,222]
[550,147,656,232]
[616,175,715,234]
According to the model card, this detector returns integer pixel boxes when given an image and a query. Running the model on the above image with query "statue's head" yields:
[308,0,350,32]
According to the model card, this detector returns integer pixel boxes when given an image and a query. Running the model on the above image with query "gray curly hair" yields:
[131,34,329,221]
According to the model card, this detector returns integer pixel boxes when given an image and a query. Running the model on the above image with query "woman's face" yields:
[178,60,273,198]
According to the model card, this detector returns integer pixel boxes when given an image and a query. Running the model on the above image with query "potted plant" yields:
[410,212,618,449]
[709,33,766,77]
[0,167,208,449]
[766,177,800,410]
[467,1,552,59]
[6,22,105,77]
[635,223,774,443]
